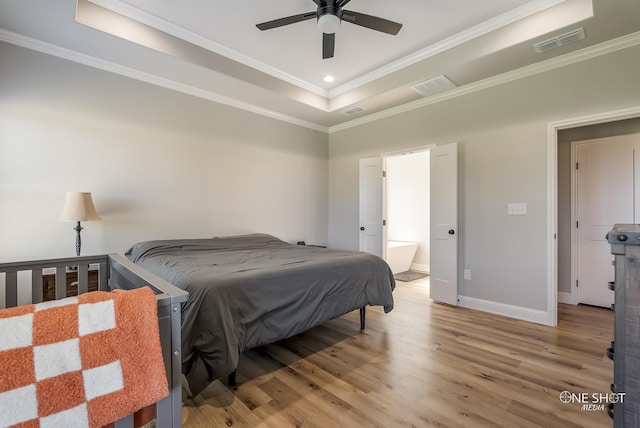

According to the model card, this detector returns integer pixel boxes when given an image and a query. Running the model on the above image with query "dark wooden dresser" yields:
[607,224,640,427]
[42,268,99,301]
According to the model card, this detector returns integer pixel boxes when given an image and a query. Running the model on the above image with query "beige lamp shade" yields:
[59,192,101,221]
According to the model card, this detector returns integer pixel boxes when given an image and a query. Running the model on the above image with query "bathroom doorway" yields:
[384,149,431,278]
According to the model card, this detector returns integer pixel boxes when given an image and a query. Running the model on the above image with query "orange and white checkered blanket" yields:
[0,287,168,428]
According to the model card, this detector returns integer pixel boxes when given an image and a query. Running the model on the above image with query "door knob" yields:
[448,229,455,235]
[360,227,365,231]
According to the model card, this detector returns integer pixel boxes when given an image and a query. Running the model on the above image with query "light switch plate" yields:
[508,203,527,215]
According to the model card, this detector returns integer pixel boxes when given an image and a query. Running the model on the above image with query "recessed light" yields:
[324,75,335,83]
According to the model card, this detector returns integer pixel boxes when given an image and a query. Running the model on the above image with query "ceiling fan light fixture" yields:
[255,0,402,59]
[318,14,340,34]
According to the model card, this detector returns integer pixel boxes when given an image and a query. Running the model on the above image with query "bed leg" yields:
[228,369,237,387]
[359,307,366,330]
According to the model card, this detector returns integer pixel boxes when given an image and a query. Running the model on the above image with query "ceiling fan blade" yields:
[256,12,316,31]
[337,0,352,7]
[341,10,402,35]
[322,33,335,59]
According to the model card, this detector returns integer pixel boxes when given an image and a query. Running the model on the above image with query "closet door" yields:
[575,134,640,307]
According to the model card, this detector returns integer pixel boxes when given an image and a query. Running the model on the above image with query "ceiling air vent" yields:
[342,106,366,116]
[410,75,457,97]
[533,28,585,53]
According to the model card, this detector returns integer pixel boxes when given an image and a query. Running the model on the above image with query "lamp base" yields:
[73,221,83,257]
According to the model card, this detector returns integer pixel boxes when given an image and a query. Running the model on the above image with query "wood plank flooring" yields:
[181,276,614,427]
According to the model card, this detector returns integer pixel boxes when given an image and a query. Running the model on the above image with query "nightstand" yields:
[42,269,99,301]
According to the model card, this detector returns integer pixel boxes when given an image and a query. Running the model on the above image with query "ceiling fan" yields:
[256,0,402,59]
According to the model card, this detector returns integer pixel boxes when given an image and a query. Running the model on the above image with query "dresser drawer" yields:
[42,269,99,301]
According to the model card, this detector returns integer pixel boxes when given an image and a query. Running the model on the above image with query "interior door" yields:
[430,142,458,305]
[359,157,384,258]
[575,135,640,307]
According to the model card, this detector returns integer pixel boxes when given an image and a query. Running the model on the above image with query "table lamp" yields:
[59,192,101,256]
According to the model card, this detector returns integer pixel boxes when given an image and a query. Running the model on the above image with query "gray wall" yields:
[328,43,640,313]
[0,42,328,262]
[3,37,640,322]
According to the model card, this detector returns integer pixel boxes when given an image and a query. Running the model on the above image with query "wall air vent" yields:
[533,28,585,53]
[410,75,458,98]
[342,106,366,116]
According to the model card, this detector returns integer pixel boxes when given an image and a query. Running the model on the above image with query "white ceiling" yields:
[1,0,639,131]
[94,0,538,89]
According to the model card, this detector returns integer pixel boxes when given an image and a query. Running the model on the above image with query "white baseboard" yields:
[557,291,576,305]
[458,295,552,326]
[410,263,429,273]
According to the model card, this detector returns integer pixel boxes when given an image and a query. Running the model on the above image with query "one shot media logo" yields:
[559,390,626,411]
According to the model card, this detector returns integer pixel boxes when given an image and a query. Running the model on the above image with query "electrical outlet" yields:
[464,269,471,280]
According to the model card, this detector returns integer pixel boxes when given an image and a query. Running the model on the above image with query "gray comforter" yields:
[127,234,395,396]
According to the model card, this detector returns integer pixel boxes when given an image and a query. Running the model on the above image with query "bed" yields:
[0,254,188,428]
[126,233,395,397]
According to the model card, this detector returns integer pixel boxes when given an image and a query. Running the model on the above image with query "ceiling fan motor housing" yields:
[317,4,342,34]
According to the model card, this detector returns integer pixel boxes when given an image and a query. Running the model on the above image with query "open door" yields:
[430,143,458,305]
[359,157,384,258]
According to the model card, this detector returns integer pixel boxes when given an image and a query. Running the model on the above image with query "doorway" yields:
[384,150,430,275]
[359,142,459,306]
[554,113,640,322]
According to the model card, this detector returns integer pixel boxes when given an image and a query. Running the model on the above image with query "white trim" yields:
[558,291,575,305]
[328,0,564,97]
[2,25,639,135]
[0,29,329,134]
[569,140,579,306]
[458,295,550,325]
[330,31,640,133]
[86,0,329,97]
[89,0,561,98]
[546,119,558,326]
[547,106,640,327]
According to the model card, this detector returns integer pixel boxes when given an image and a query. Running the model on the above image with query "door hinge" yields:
[576,162,579,170]
[576,279,579,288]
[382,170,386,178]
[383,219,387,226]
[576,221,579,228]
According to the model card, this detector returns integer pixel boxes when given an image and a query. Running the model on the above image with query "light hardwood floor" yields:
[181,276,614,427]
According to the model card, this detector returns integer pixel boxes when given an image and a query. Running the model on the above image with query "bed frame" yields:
[0,254,188,428]
[226,305,367,387]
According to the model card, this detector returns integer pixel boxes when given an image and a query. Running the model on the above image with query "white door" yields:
[575,135,640,307]
[430,143,458,305]
[359,157,384,258]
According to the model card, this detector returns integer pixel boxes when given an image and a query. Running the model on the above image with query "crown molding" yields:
[87,0,330,97]
[328,31,640,134]
[0,29,329,133]
[90,0,562,99]
[327,0,565,97]
[2,27,639,136]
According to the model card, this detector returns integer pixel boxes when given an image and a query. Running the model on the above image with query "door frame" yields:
[548,106,640,326]
[568,140,579,305]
